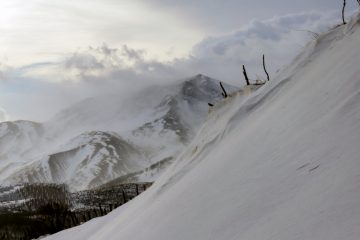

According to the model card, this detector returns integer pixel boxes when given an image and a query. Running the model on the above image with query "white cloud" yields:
[21,43,182,86]
[178,11,340,83]
[0,44,183,121]
[0,0,201,66]
[0,10,350,121]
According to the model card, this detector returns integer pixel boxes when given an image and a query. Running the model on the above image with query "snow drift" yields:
[46,13,360,240]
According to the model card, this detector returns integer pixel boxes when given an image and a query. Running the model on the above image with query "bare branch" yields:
[220,82,228,98]
[242,65,250,86]
[342,0,347,25]
[263,54,270,81]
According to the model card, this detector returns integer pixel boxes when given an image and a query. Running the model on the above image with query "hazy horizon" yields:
[1,0,358,122]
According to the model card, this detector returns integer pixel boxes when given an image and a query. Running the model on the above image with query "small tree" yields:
[242,65,250,86]
[219,82,228,98]
[122,189,127,203]
[262,54,270,81]
[342,0,347,24]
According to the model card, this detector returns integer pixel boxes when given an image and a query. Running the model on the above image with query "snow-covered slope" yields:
[1,74,235,190]
[5,131,148,190]
[46,13,360,240]
[0,121,44,179]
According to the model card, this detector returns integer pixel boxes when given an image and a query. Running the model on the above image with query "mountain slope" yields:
[46,13,360,240]
[48,74,234,137]
[0,121,44,179]
[1,74,236,190]
[6,131,148,190]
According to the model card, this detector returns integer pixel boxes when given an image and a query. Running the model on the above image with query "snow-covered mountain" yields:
[0,74,236,190]
[45,13,360,240]
[5,131,148,191]
[0,121,44,179]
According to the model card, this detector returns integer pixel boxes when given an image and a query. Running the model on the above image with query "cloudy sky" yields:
[0,0,358,121]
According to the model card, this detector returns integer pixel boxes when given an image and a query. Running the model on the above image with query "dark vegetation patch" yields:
[0,182,152,240]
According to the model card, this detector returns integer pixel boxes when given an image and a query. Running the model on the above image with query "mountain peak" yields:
[187,73,217,84]
[180,74,237,103]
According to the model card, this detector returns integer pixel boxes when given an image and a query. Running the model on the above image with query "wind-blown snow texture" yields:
[0,74,234,191]
[46,13,360,240]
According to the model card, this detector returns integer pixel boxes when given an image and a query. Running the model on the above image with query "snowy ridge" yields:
[46,13,360,240]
